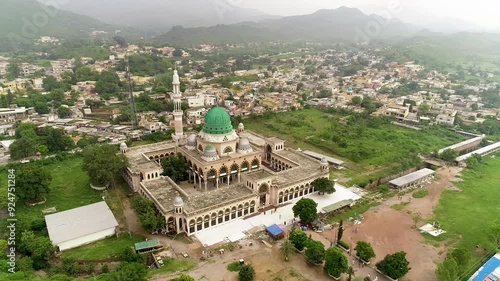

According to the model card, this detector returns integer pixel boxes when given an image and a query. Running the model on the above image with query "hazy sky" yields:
[236,0,499,30]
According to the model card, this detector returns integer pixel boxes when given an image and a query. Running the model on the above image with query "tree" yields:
[9,137,38,160]
[292,198,318,225]
[96,71,122,98]
[113,36,128,47]
[418,104,431,114]
[280,239,294,261]
[131,196,166,233]
[6,61,21,79]
[44,127,74,152]
[324,247,348,278]
[238,265,255,281]
[471,103,479,111]
[161,154,189,182]
[305,240,325,265]
[57,106,71,118]
[111,262,147,281]
[355,241,376,262]
[351,96,362,105]
[436,256,459,281]
[439,149,458,162]
[37,144,49,155]
[337,219,344,242]
[376,251,411,279]
[289,229,308,251]
[19,231,54,259]
[173,49,183,57]
[347,266,355,281]
[16,165,52,202]
[82,144,128,186]
[311,177,335,195]
[120,247,145,263]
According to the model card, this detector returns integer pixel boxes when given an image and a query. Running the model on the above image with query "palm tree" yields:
[280,239,294,261]
[347,266,355,281]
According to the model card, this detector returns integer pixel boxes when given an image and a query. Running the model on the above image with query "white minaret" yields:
[172,70,184,141]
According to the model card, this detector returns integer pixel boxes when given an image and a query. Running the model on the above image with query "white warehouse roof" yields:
[45,201,118,245]
[455,142,500,162]
[389,168,435,187]
[302,150,344,166]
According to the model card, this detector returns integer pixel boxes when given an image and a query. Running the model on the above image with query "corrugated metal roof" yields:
[389,168,435,187]
[456,142,500,162]
[134,239,161,251]
[302,150,344,165]
[45,201,118,245]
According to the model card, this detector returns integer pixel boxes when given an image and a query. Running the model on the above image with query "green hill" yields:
[0,0,114,39]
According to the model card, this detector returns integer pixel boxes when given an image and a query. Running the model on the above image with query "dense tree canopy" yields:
[376,251,411,279]
[292,198,318,225]
[311,177,335,195]
[305,239,325,265]
[161,153,189,182]
[131,196,166,233]
[238,265,255,281]
[324,247,348,278]
[16,165,52,202]
[111,262,148,281]
[289,229,309,251]
[82,144,128,186]
[355,241,376,262]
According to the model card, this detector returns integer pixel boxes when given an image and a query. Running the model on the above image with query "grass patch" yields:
[391,202,410,211]
[243,108,464,187]
[413,189,429,198]
[227,261,243,272]
[62,234,144,260]
[149,258,197,276]
[434,153,500,252]
[0,157,105,234]
[324,201,381,223]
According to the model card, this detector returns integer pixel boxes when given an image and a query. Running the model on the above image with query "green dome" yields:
[203,107,233,134]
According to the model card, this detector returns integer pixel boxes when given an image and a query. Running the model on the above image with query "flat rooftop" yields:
[141,177,255,215]
[389,168,435,187]
[456,142,500,162]
[141,177,183,213]
[438,136,484,154]
[302,150,344,166]
[272,149,329,187]
[184,185,254,214]
[245,170,274,181]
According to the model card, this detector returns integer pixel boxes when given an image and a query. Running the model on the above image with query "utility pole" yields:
[126,61,137,128]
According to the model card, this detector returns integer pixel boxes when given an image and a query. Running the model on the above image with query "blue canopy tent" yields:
[266,224,284,238]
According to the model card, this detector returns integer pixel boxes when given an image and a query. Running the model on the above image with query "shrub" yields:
[289,229,308,251]
[305,240,325,265]
[239,265,255,281]
[412,189,429,198]
[227,262,243,272]
[376,251,411,279]
[355,241,376,261]
[337,240,350,249]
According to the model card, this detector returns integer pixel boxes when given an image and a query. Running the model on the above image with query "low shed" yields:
[45,201,118,251]
[389,168,435,189]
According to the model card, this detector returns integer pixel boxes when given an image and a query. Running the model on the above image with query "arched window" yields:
[231,206,237,219]
[189,220,195,233]
[204,215,210,228]
[244,203,249,215]
[198,144,203,151]
[241,161,249,172]
[237,204,243,217]
[219,166,228,176]
[259,183,269,194]
[218,210,224,224]
[250,201,255,213]
[207,169,217,179]
[224,208,230,221]
[211,213,217,226]
[251,159,259,169]
[230,163,239,174]
[223,146,233,153]
[196,217,203,231]
[279,192,284,204]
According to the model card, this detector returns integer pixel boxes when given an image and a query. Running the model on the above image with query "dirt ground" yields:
[129,165,461,281]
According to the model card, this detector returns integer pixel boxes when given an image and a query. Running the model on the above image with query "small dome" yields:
[238,122,244,129]
[187,134,197,147]
[321,157,328,164]
[239,138,250,146]
[202,144,219,161]
[120,143,128,150]
[173,196,184,206]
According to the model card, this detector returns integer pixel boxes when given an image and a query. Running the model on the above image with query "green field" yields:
[63,234,144,260]
[434,153,500,252]
[243,108,464,186]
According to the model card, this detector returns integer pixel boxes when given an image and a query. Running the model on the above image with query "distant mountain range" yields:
[38,0,279,33]
[159,7,422,45]
[0,0,116,39]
